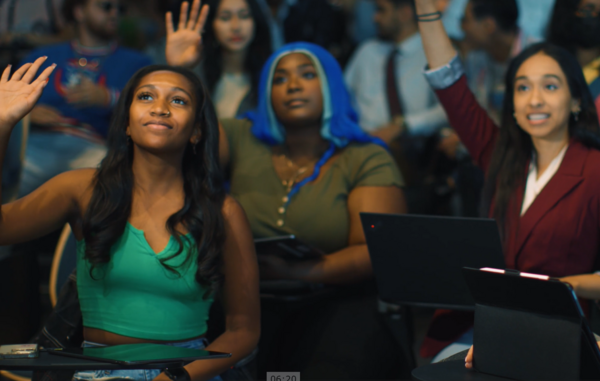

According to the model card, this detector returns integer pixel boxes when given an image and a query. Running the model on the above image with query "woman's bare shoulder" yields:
[54,168,96,189]
[49,168,97,207]
[222,195,246,220]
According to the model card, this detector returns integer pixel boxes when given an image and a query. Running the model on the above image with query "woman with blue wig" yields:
[219,42,407,378]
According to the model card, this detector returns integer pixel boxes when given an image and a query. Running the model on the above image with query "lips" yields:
[230,36,244,43]
[144,120,173,129]
[527,113,550,121]
[285,98,308,108]
[525,113,551,126]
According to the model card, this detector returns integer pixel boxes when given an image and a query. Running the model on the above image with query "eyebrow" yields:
[274,63,315,73]
[218,8,248,13]
[137,84,193,99]
[515,74,563,82]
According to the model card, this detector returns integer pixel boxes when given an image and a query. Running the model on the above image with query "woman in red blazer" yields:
[415,0,600,360]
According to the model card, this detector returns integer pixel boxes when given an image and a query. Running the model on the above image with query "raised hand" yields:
[0,57,56,133]
[165,0,209,68]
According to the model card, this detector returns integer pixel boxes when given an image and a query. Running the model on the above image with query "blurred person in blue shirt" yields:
[19,0,153,196]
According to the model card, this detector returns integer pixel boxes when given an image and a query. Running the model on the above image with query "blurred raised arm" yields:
[416,0,499,170]
[415,0,457,69]
[0,59,88,245]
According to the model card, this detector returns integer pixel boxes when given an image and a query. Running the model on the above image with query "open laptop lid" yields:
[361,213,505,309]
[463,267,583,318]
[463,267,600,380]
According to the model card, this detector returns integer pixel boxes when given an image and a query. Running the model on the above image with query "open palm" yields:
[165,0,209,68]
[0,57,56,130]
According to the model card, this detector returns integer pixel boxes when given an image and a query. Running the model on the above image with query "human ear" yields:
[189,125,201,145]
[571,99,582,113]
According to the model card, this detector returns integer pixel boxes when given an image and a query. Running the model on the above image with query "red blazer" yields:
[421,76,600,358]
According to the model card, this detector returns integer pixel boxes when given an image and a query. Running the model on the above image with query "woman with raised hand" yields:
[220,42,406,378]
[0,57,259,381]
[201,0,271,119]
[415,0,600,363]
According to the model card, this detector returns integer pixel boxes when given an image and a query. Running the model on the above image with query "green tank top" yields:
[77,222,213,341]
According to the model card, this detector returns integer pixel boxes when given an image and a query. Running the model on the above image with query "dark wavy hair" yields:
[82,65,226,298]
[471,0,518,33]
[482,42,600,239]
[202,0,271,102]
[61,0,88,24]
[547,0,579,54]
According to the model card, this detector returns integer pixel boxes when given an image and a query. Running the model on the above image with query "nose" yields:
[528,85,544,108]
[286,74,302,94]
[150,99,171,116]
[231,15,241,30]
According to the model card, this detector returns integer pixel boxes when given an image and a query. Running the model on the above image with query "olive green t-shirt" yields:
[222,119,404,253]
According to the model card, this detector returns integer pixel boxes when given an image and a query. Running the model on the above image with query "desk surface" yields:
[412,360,511,381]
[0,351,227,371]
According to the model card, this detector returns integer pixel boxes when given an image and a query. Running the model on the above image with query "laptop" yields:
[361,213,505,310]
[463,267,600,380]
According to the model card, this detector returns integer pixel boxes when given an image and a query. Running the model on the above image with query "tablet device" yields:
[46,343,231,366]
[255,235,324,260]
[463,267,600,380]
[361,213,505,309]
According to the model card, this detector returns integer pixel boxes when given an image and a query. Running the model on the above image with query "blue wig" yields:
[243,42,383,203]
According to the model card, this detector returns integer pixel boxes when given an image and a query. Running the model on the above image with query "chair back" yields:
[50,224,78,307]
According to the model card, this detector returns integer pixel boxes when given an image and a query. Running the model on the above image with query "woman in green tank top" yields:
[0,11,260,380]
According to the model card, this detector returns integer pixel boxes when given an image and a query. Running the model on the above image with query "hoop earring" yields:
[127,135,131,145]
[573,111,580,122]
[192,143,197,155]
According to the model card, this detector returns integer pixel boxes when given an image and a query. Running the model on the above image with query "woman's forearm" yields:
[415,0,457,69]
[183,327,259,381]
[292,244,373,284]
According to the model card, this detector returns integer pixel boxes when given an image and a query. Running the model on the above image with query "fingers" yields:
[465,345,474,369]
[187,0,201,30]
[165,11,174,35]
[1,65,11,83]
[21,56,48,83]
[178,1,189,31]
[10,63,33,81]
[30,63,56,88]
[25,76,50,105]
[194,4,210,33]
